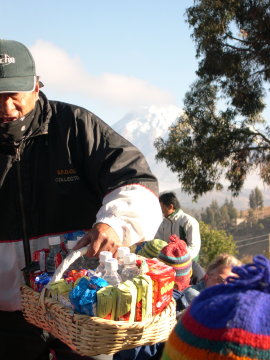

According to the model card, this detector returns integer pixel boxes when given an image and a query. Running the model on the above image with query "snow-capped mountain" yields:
[113,104,182,191]
[112,105,270,210]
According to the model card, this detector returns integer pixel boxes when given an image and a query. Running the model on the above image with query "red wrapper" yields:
[146,259,175,315]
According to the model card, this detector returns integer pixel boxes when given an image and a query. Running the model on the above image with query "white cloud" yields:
[30,40,175,108]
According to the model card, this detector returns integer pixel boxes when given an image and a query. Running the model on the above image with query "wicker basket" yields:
[21,246,176,356]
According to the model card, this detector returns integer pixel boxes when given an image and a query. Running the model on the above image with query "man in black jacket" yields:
[0,39,162,360]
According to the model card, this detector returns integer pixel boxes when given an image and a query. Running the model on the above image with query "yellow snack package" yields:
[97,285,117,320]
[115,280,137,322]
[132,275,152,321]
[48,279,72,300]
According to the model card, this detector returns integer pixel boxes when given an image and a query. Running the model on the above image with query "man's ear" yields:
[34,80,40,100]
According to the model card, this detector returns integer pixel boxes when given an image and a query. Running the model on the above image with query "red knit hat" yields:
[158,234,192,290]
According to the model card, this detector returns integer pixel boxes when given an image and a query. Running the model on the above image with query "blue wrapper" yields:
[69,276,108,314]
[69,277,90,312]
[34,273,51,292]
[89,276,108,290]
[79,288,97,316]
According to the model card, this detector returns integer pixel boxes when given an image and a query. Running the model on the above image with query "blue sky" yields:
[2,0,198,126]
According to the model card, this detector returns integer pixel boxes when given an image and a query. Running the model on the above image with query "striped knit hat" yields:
[162,255,270,360]
[158,234,192,291]
[137,239,167,258]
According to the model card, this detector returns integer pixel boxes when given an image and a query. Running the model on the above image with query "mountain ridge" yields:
[112,105,270,211]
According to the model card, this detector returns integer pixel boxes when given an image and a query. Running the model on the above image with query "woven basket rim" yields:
[21,284,176,326]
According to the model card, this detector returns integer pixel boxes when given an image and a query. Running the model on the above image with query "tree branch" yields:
[226,33,251,45]
[224,43,250,51]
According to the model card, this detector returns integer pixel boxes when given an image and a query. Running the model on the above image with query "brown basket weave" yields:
[21,246,176,356]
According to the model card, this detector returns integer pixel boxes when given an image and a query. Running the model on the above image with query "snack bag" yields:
[132,275,152,321]
[97,285,117,320]
[69,276,108,314]
[32,272,51,292]
[65,269,88,283]
[69,277,90,312]
[79,288,97,316]
[115,280,137,322]
[48,279,72,300]
[146,259,175,315]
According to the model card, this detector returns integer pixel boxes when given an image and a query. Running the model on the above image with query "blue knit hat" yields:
[162,255,270,360]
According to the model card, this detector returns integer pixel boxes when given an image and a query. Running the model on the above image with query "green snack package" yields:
[133,275,153,321]
[115,280,137,322]
[48,279,72,300]
[97,285,117,320]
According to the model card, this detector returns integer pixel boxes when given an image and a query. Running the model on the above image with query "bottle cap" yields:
[123,253,137,265]
[48,236,61,245]
[117,246,130,258]
[99,251,113,263]
[105,258,118,271]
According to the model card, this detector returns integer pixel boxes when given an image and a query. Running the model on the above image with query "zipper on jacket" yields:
[15,147,32,271]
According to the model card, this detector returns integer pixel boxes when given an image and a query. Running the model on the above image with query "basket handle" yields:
[50,246,89,283]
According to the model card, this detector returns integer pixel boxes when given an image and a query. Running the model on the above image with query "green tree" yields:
[199,221,237,268]
[254,186,264,208]
[154,0,270,200]
[201,199,237,230]
[249,190,256,209]
[249,187,264,209]
[247,208,257,227]
[227,199,238,226]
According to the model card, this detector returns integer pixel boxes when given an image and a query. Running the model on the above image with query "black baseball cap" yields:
[0,39,36,93]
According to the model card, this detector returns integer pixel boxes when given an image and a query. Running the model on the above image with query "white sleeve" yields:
[186,218,201,259]
[94,184,163,246]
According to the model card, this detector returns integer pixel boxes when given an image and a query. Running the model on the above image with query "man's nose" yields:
[0,95,15,114]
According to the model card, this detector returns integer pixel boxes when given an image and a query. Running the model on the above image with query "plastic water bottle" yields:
[116,247,130,273]
[121,253,140,281]
[46,236,64,274]
[66,240,76,254]
[95,251,113,277]
[65,239,90,272]
[103,258,122,286]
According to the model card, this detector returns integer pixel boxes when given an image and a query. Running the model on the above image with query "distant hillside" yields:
[172,187,270,212]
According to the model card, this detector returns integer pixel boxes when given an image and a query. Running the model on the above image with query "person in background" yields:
[162,255,270,360]
[155,192,202,284]
[0,39,162,360]
[182,253,242,307]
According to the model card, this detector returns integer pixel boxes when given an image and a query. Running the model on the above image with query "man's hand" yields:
[73,223,121,257]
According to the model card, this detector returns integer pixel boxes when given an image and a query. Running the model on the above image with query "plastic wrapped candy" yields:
[34,273,52,292]
[79,288,97,316]
[69,277,89,312]
[69,276,108,314]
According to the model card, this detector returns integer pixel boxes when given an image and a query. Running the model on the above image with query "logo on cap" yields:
[0,54,15,65]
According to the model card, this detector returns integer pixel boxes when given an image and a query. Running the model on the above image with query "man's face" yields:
[0,84,39,123]
[205,265,235,288]
[160,202,174,217]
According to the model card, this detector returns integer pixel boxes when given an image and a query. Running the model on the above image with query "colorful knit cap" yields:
[137,239,167,258]
[162,255,270,360]
[158,234,192,291]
